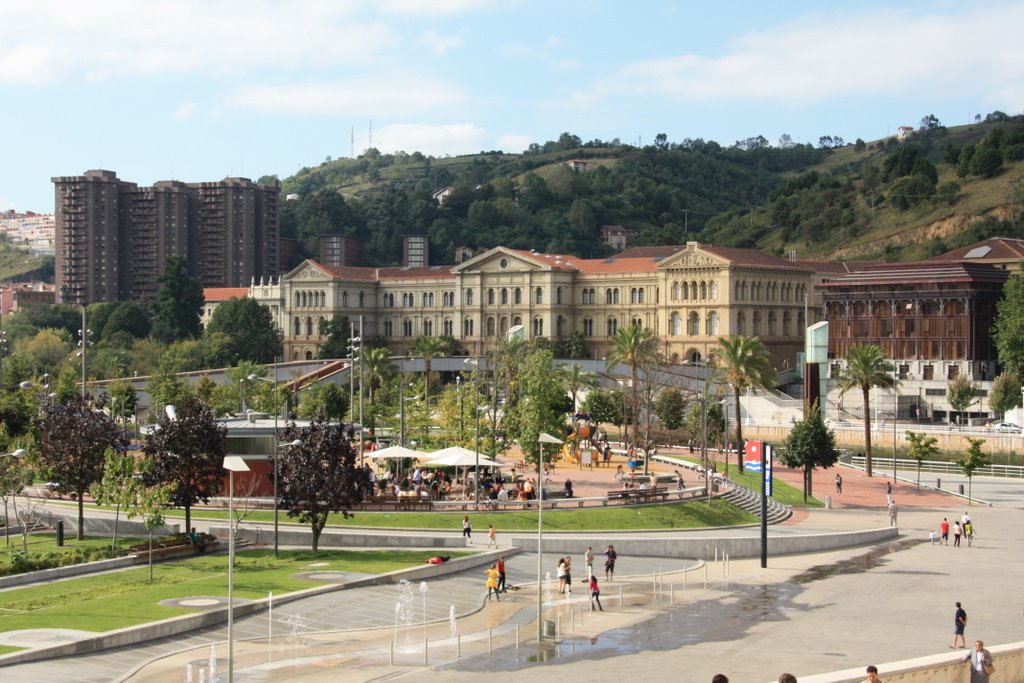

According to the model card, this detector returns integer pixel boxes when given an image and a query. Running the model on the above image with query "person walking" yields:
[953,520,963,547]
[950,601,968,648]
[496,556,507,593]
[588,573,604,611]
[940,517,950,545]
[863,665,882,683]
[604,545,617,581]
[885,480,892,505]
[462,515,472,543]
[557,557,568,594]
[487,524,497,548]
[835,473,843,495]
[964,520,974,547]
[962,639,994,682]
[584,546,595,578]
[564,556,573,594]
[888,500,898,527]
[484,564,501,601]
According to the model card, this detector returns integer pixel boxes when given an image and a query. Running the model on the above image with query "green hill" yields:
[275,116,1024,267]
[0,239,50,283]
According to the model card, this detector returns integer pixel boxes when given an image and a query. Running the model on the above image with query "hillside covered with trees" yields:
[272,112,1024,268]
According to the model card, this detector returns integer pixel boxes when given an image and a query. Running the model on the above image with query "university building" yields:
[245,242,818,368]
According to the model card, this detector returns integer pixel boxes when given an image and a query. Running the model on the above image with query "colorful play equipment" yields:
[560,413,598,465]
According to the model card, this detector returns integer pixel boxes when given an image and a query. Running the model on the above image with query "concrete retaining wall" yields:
[221,525,468,549]
[44,512,179,537]
[794,641,1024,683]
[508,526,899,559]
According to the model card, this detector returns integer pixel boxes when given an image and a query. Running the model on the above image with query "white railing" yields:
[846,454,1024,479]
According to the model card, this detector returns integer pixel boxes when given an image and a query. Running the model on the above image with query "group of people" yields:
[949,601,995,682]
[933,512,975,547]
[556,546,616,610]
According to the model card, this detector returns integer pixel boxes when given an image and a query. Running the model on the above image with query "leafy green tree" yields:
[654,387,687,432]
[685,400,725,455]
[958,437,990,505]
[361,346,394,404]
[91,448,169,550]
[24,328,72,372]
[152,256,203,342]
[606,326,661,445]
[504,347,567,465]
[559,330,590,359]
[205,297,282,364]
[988,372,1021,419]
[34,394,127,539]
[994,272,1024,378]
[715,335,775,470]
[837,344,894,477]
[146,366,187,415]
[905,431,939,489]
[970,145,1003,177]
[107,379,139,429]
[142,395,227,531]
[583,389,622,430]
[297,382,349,421]
[102,302,151,341]
[278,416,369,550]
[317,314,351,359]
[554,362,600,416]
[777,401,839,501]
[946,375,978,428]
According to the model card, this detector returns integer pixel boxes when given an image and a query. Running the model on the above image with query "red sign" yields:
[744,440,763,467]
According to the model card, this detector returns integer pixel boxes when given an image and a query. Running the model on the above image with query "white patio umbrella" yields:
[367,445,428,461]
[424,447,502,468]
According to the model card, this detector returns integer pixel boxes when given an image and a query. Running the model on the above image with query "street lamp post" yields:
[457,375,464,443]
[536,432,563,642]
[892,362,898,483]
[1,449,26,547]
[222,456,251,683]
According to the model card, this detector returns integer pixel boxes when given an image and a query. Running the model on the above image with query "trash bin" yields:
[824,495,832,509]
[542,619,556,639]
[958,484,964,495]
[56,520,64,546]
[937,478,941,490]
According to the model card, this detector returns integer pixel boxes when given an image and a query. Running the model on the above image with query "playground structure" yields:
[560,413,602,466]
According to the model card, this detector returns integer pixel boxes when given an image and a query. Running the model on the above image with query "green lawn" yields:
[1,533,144,557]
[0,549,459,635]
[707,459,824,507]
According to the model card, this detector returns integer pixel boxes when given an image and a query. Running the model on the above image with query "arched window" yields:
[606,289,613,305]
[672,281,681,301]
[501,288,508,305]
[294,292,301,307]
[301,291,308,307]
[688,312,700,336]
[320,290,326,306]
[487,317,496,336]
[768,312,776,336]
[630,288,639,304]
[700,282,707,299]
[709,311,720,336]
[500,316,508,333]
[305,350,313,360]
[515,288,522,304]
[607,318,618,336]
[443,319,453,336]
[384,320,393,336]
[613,288,620,304]
[583,318,593,336]
[737,311,746,335]
[556,287,563,304]
[670,312,681,336]
[632,317,642,327]
[423,319,433,336]
[533,318,544,336]
[465,289,474,305]
[690,281,698,300]
[342,291,349,307]
[535,287,543,304]
[403,319,413,337]
[556,316,565,336]
[682,281,689,300]
[488,288,495,305]
[638,288,645,303]
[293,317,301,335]
[783,311,791,337]
[709,282,718,300]
[464,318,474,336]
[513,315,522,327]
[305,317,313,336]
[753,311,762,336]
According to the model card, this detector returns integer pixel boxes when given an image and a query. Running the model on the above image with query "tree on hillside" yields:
[152,256,203,342]
[278,416,368,551]
[715,335,775,471]
[778,401,839,501]
[837,344,895,478]
[143,395,227,531]
[205,297,282,364]
[35,394,127,539]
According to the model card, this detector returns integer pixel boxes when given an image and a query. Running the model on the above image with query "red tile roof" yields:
[819,261,1009,287]
[203,287,250,302]
[926,238,1024,262]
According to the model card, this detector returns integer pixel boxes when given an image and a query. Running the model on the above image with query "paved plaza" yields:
[0,458,1022,683]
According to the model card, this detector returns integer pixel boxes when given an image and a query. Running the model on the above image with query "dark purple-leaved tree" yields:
[143,395,227,531]
[278,416,369,551]
[35,394,127,540]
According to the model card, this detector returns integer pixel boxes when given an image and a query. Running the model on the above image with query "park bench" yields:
[360,496,433,511]
[606,486,670,504]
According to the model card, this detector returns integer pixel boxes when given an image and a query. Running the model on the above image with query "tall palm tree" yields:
[605,326,661,445]
[555,362,601,415]
[361,346,393,405]
[409,336,449,405]
[837,343,895,477]
[715,335,775,470]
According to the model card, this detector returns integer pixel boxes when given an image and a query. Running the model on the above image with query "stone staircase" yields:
[721,482,792,524]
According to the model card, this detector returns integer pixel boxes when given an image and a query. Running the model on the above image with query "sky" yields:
[2,0,1023,213]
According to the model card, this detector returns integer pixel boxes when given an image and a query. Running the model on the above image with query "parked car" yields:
[992,422,1021,433]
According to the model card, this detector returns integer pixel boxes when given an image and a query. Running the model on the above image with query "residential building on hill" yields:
[52,170,280,306]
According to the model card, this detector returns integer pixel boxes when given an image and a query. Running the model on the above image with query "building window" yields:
[737,311,746,335]
[688,312,699,336]
[293,317,301,336]
[464,318,474,336]
[488,288,495,305]
[709,282,717,300]
[514,287,522,304]
[556,315,565,336]
[606,288,613,305]
[423,319,433,336]
[384,320,393,336]
[753,311,761,336]
[583,318,593,336]
[709,311,720,336]
[487,317,496,336]
[782,311,790,337]
[535,287,543,304]
[607,318,618,336]
[532,318,543,336]
[443,319,453,336]
[305,317,313,336]
[670,312,681,336]
[672,281,681,301]
[403,319,413,337]
[556,287,563,304]
[465,289,474,305]
[501,288,508,305]
[342,291,349,307]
